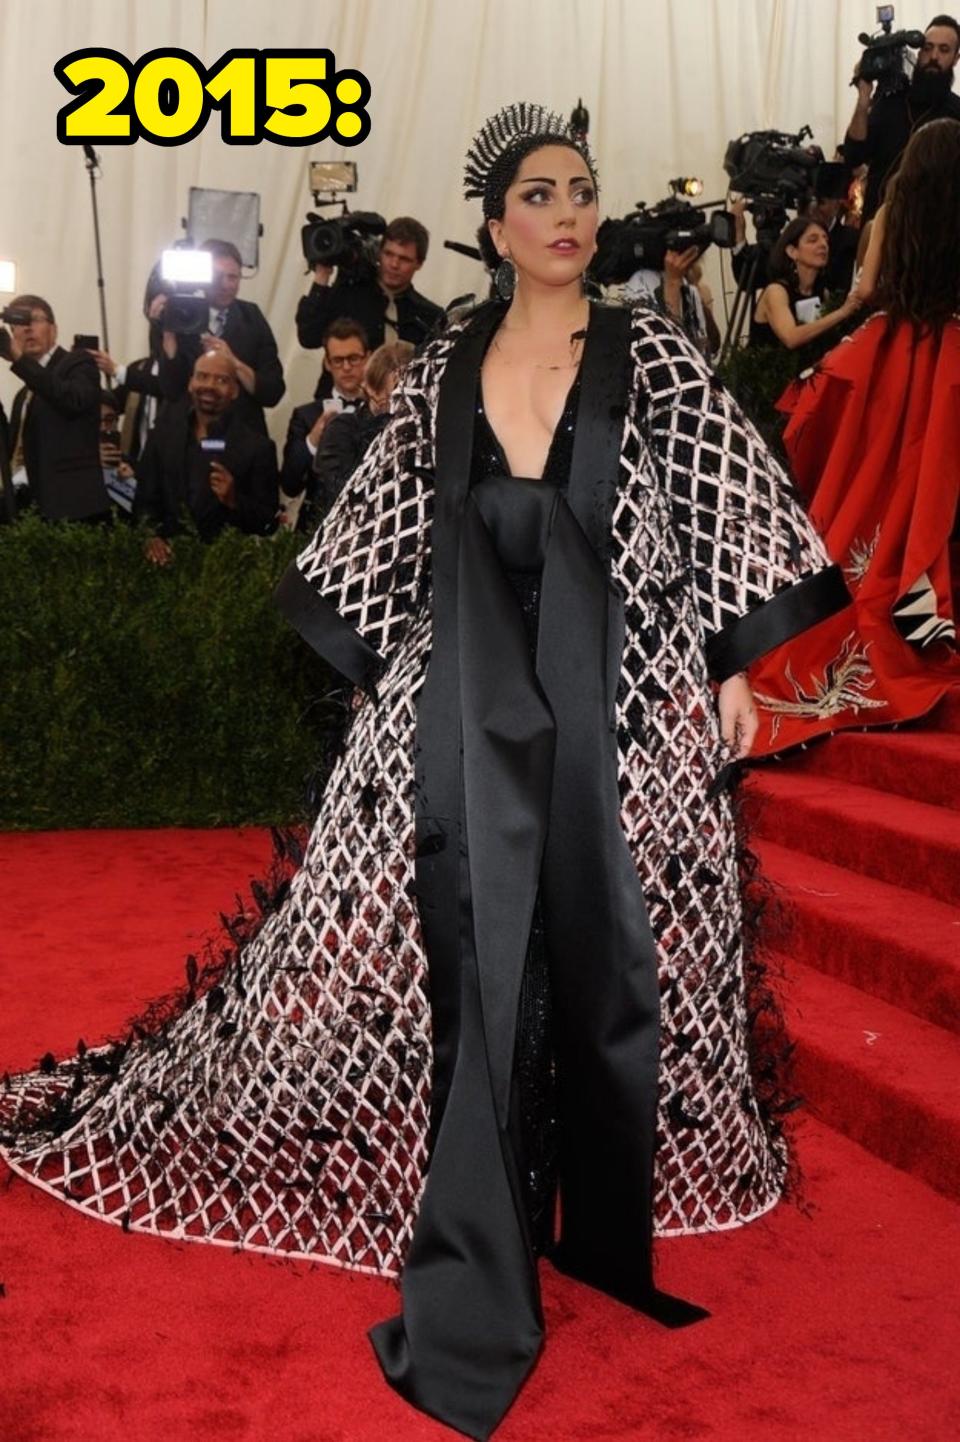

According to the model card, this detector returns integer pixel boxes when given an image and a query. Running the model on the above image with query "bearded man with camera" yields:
[845,13,960,220]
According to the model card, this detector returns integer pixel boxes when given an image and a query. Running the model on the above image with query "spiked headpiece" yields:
[463,101,597,219]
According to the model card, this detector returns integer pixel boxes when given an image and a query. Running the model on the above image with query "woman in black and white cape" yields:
[1,104,848,1440]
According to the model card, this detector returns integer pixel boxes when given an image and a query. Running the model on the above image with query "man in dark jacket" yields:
[845,15,960,221]
[0,294,107,521]
[156,239,285,435]
[279,318,370,504]
[296,216,443,352]
[134,350,278,565]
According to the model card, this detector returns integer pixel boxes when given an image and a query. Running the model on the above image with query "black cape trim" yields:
[706,563,850,681]
[274,561,383,698]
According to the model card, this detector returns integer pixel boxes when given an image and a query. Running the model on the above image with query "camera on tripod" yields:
[724,127,849,223]
[592,181,736,288]
[301,159,385,284]
[857,5,925,96]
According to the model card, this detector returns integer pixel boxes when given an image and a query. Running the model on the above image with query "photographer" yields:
[751,218,863,352]
[845,14,960,220]
[296,217,443,352]
[0,294,107,521]
[134,350,278,564]
[155,239,285,435]
[623,246,712,356]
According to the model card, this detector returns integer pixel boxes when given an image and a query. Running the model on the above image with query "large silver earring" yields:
[494,257,516,301]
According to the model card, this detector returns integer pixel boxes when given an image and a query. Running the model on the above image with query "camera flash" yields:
[161,249,213,285]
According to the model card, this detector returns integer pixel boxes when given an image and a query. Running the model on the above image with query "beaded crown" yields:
[463,102,597,218]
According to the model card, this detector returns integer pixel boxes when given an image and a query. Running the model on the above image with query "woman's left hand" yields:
[717,672,758,760]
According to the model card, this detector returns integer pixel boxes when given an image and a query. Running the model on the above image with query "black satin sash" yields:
[370,305,706,1442]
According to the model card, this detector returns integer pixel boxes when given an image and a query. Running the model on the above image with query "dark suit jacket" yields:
[159,299,285,434]
[280,399,326,499]
[296,278,442,351]
[8,346,107,521]
[115,354,166,461]
[314,407,388,516]
[134,399,279,541]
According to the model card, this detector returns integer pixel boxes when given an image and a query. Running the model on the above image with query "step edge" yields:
[756,840,960,935]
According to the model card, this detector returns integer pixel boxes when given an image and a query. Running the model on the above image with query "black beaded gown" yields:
[470,369,581,1251]
[371,319,705,1439]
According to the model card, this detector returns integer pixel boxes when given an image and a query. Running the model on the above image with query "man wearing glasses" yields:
[0,293,107,522]
[279,319,369,517]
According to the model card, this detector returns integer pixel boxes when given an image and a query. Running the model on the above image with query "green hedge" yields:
[718,342,800,456]
[1,516,336,829]
[0,346,824,831]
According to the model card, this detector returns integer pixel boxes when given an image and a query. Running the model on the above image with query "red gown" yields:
[750,313,960,756]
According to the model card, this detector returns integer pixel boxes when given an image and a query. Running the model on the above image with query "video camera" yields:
[300,210,385,280]
[592,184,736,288]
[300,158,385,284]
[857,5,925,97]
[0,306,32,326]
[724,127,850,215]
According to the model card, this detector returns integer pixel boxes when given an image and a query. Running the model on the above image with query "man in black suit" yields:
[157,239,285,435]
[279,318,370,505]
[134,350,279,565]
[296,216,443,352]
[0,294,107,521]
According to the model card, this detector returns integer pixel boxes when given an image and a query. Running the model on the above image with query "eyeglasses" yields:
[328,353,367,368]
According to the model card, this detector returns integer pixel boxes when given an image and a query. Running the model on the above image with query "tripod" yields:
[719,202,787,366]
[83,144,110,355]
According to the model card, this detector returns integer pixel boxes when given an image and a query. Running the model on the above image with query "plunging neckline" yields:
[478,312,589,482]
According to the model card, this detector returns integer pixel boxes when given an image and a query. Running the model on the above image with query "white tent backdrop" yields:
[0,0,887,439]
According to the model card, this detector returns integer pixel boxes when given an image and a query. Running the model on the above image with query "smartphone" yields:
[103,428,122,449]
[322,397,343,414]
[74,333,99,351]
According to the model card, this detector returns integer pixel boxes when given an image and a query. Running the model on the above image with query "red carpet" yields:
[2,824,960,1441]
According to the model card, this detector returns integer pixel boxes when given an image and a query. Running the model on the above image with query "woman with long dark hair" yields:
[1,105,850,1439]
[749,117,960,755]
[751,214,862,353]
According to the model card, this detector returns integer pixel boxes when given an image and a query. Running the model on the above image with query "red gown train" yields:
[750,313,960,757]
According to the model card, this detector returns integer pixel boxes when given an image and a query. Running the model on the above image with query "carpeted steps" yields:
[781,728,960,808]
[751,768,960,907]
[750,685,960,1207]
[757,839,960,1034]
[777,953,960,1203]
